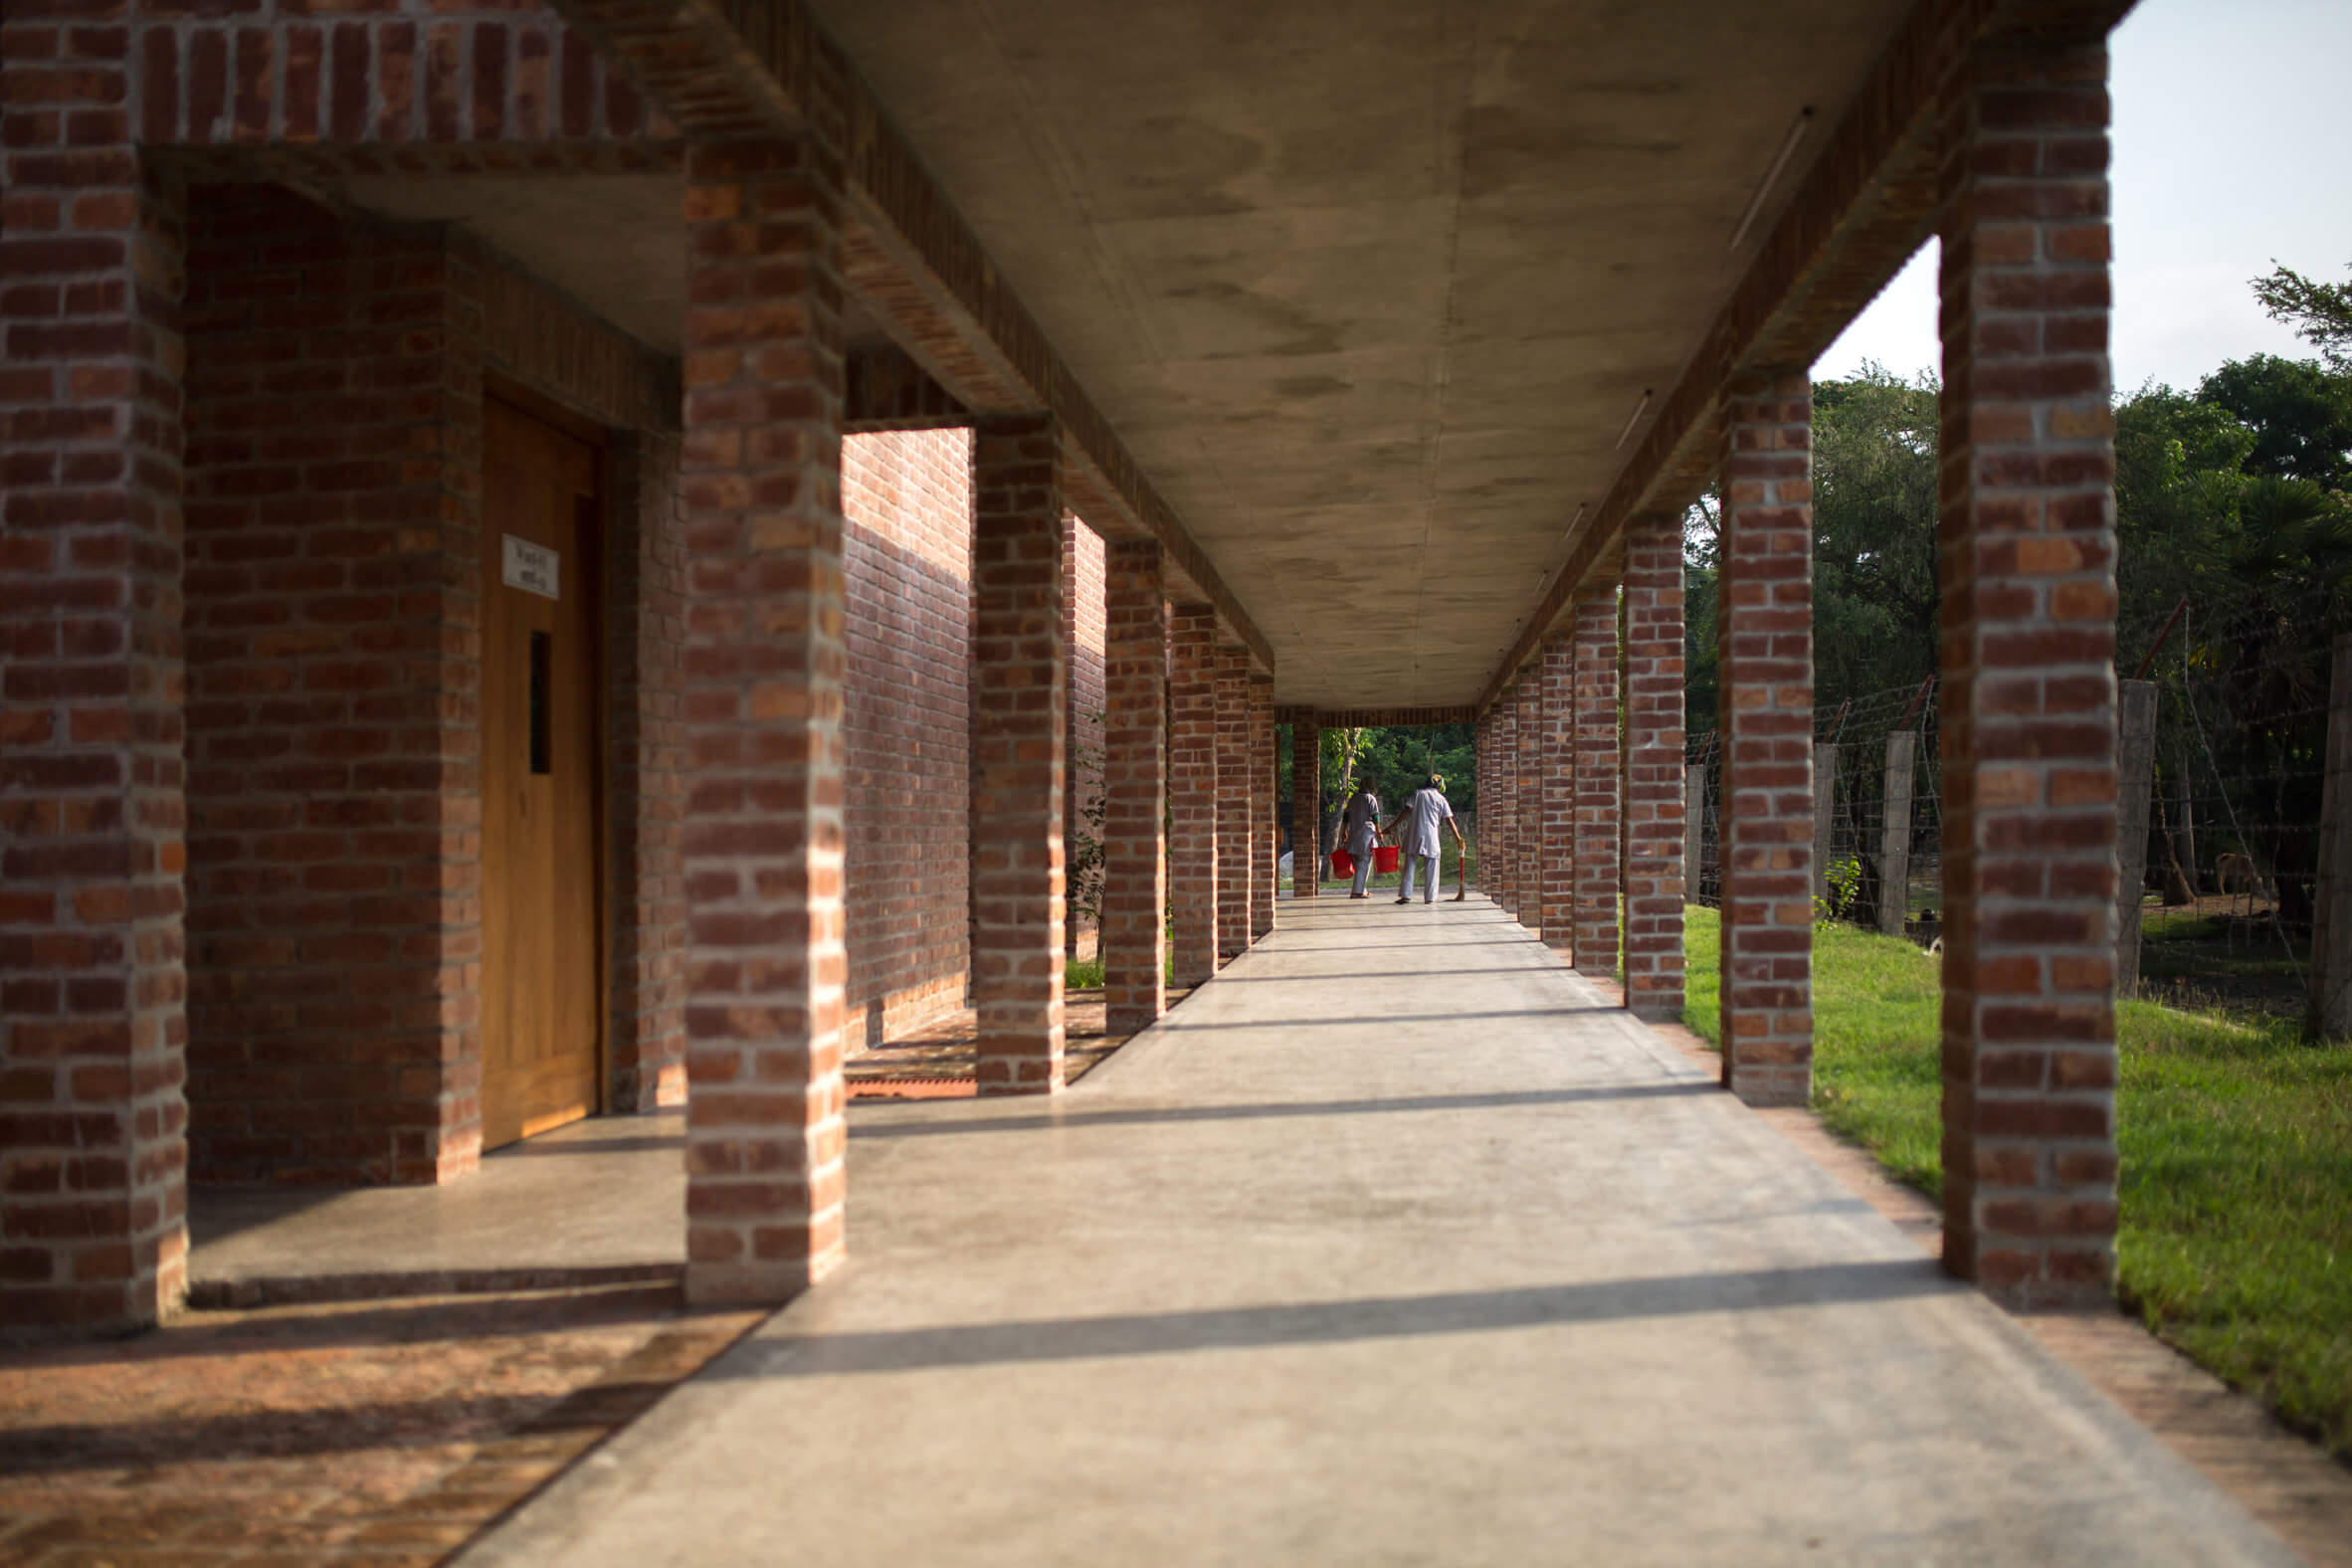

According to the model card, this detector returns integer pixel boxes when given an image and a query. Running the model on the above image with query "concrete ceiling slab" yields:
[810,0,1912,707]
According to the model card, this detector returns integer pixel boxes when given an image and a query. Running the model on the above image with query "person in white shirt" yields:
[1383,773,1464,904]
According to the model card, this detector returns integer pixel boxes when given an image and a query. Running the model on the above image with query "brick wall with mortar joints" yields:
[604,428,686,1111]
[1213,641,1252,962]
[968,415,1067,1094]
[1100,539,1165,1030]
[676,135,849,1305]
[1621,511,1686,1022]
[130,0,674,152]
[0,92,191,1330]
[1473,710,1491,893]
[1933,40,2121,1309]
[1540,632,1577,955]
[1515,669,1540,930]
[1491,685,1517,915]
[1571,590,1621,976]
[1248,673,1274,937]
[177,183,486,1187]
[1061,511,1104,949]
[842,426,973,1056]
[1168,604,1219,988]
[1716,377,1816,1105]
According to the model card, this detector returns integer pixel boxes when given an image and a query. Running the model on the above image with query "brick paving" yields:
[0,1285,759,1567]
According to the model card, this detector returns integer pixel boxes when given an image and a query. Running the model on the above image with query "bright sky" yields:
[1817,0,2352,394]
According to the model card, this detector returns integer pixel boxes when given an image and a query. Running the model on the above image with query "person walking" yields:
[1340,784,1383,899]
[1385,772,1464,904]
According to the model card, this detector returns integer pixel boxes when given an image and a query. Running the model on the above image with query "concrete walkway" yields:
[461,896,2298,1566]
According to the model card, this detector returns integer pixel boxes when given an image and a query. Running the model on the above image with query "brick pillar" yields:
[1248,675,1275,937]
[1102,540,1166,1032]
[970,416,1069,1094]
[1571,590,1621,979]
[1214,642,1252,961]
[678,138,849,1305]
[1476,709,1495,892]
[1623,511,1687,1021]
[1935,39,2120,1307]
[1169,604,1220,987]
[1492,690,1518,915]
[1540,632,1577,956]
[0,140,190,1333]
[1717,374,1816,1105]
[1516,670,1542,930]
[1292,713,1322,898]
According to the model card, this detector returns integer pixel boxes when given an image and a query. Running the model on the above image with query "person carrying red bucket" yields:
[1383,772,1465,905]
[1331,783,1384,898]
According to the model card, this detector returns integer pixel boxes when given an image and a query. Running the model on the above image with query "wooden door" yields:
[480,397,603,1150]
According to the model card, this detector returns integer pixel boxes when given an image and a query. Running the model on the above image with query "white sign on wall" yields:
[501,534,560,600]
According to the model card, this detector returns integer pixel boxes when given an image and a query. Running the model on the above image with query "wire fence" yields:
[1685,600,2337,1021]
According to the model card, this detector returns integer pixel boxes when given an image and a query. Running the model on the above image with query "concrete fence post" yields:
[2113,681,2158,999]
[2306,636,2352,1036]
[1878,731,1915,937]
[1812,742,1839,909]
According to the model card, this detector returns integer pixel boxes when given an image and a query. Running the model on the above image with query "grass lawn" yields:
[1681,903,2352,1460]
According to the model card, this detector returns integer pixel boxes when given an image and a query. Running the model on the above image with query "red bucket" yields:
[1329,848,1355,880]
[1373,845,1400,875]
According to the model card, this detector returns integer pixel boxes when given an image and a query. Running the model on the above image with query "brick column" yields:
[1516,670,1542,931]
[1476,709,1495,892]
[1214,642,1252,961]
[678,138,849,1305]
[1623,511,1687,1021]
[1102,540,1166,1032]
[1540,632,1578,956]
[0,139,190,1333]
[1571,589,1621,979]
[1291,712,1321,898]
[970,416,1068,1094]
[1248,674,1275,938]
[1935,39,2120,1307]
[1717,374,1816,1105]
[1169,604,1220,987]
[1492,690,1518,915]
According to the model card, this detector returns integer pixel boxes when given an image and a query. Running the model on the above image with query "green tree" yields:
[2196,354,2352,492]
[2254,258,2352,374]
[1810,367,1941,714]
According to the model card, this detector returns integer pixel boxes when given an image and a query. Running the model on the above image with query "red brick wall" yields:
[1062,513,1105,950]
[1571,589,1621,975]
[1168,604,1221,987]
[1934,40,2120,1307]
[177,182,689,1178]
[179,184,484,1186]
[1621,510,1685,1021]
[842,428,973,1053]
[0,104,191,1327]
[131,0,666,154]
[969,416,1067,1092]
[1716,376,1816,1104]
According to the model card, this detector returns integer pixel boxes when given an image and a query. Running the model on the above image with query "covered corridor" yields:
[458,894,2292,1565]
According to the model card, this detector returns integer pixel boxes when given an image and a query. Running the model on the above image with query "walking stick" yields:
[1453,840,1468,902]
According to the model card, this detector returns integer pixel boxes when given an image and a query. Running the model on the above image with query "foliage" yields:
[1066,713,1107,941]
[2198,353,2352,491]
[1683,363,1940,736]
[1682,905,2352,1459]
[2254,257,2352,374]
